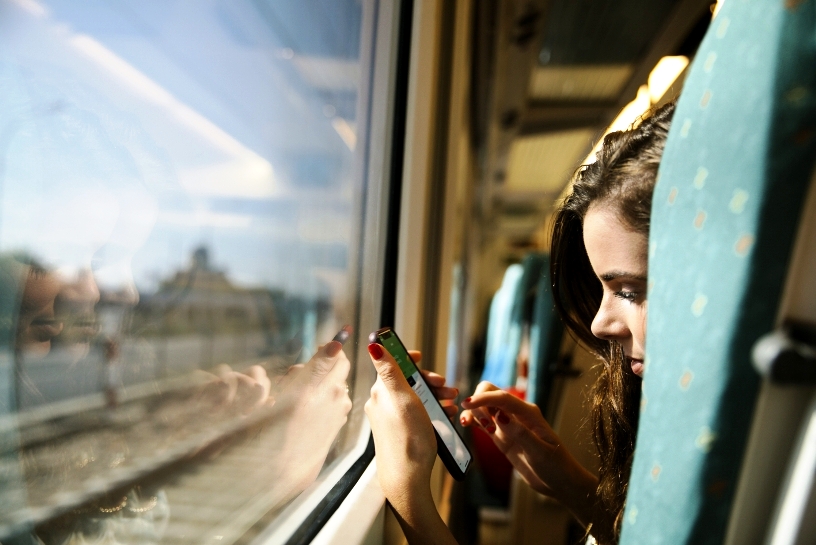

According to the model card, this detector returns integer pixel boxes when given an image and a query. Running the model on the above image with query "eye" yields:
[614,290,639,302]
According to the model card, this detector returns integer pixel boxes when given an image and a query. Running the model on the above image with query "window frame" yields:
[0,0,411,542]
[247,0,416,542]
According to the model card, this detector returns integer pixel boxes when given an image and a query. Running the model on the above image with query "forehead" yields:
[582,205,648,277]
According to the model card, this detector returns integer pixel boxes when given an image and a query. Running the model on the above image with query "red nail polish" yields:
[486,425,496,434]
[325,340,342,357]
[497,411,510,425]
[460,417,467,425]
[367,343,384,360]
[464,396,472,403]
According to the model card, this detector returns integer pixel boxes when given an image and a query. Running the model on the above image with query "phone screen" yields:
[377,329,471,475]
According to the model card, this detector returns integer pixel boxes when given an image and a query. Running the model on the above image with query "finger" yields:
[219,371,239,404]
[460,403,495,433]
[407,350,422,364]
[463,407,496,431]
[481,425,553,495]
[493,409,558,454]
[459,381,499,421]
[430,385,459,401]
[465,381,501,415]
[198,379,230,407]
[419,370,460,402]
[462,390,539,425]
[232,372,266,412]
[323,348,351,384]
[420,369,445,387]
[489,414,559,495]
[460,410,476,427]
[212,363,234,379]
[367,343,411,392]
[244,365,272,401]
[304,340,344,385]
[443,404,458,419]
[460,410,496,431]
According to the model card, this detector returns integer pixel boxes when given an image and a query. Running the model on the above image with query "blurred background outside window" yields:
[0,0,378,543]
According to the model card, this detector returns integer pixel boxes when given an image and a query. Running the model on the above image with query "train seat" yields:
[620,0,816,543]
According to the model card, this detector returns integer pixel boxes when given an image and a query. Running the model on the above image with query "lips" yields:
[629,358,644,377]
[29,318,64,342]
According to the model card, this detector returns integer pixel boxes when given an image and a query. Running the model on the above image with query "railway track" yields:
[0,368,331,545]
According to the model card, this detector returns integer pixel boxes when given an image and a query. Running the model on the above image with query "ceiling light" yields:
[649,56,689,104]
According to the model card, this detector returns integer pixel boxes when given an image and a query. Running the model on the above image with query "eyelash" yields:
[614,290,639,302]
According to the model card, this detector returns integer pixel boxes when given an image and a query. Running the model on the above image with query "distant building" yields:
[131,246,278,337]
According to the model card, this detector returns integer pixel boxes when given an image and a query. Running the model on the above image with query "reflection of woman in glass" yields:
[0,88,353,545]
[14,257,63,354]
[366,103,675,545]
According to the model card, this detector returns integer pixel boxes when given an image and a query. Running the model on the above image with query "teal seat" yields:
[482,263,524,389]
[620,1,816,543]
[481,252,564,408]
[527,254,564,410]
[482,254,546,390]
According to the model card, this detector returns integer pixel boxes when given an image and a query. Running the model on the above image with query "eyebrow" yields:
[599,270,647,282]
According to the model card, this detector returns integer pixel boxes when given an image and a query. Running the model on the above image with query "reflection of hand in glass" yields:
[197,363,273,415]
[269,340,352,497]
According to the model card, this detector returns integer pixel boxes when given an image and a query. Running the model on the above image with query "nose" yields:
[74,269,101,305]
[591,294,630,342]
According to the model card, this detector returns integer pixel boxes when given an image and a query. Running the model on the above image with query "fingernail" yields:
[486,425,496,434]
[464,396,472,403]
[479,418,490,427]
[497,410,510,425]
[460,416,467,426]
[325,340,342,358]
[367,343,384,360]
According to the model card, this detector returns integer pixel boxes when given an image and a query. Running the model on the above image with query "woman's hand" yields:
[197,364,273,415]
[461,382,598,527]
[272,340,353,492]
[364,343,458,545]
[364,344,437,505]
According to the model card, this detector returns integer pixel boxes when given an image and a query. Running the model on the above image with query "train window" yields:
[0,0,399,543]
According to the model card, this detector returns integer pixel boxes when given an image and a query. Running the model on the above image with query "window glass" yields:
[0,0,376,542]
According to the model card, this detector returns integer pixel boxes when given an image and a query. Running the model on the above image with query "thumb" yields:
[367,343,410,391]
[305,340,343,384]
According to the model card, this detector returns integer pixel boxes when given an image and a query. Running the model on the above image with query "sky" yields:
[0,0,365,298]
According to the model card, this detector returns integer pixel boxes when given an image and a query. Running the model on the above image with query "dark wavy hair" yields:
[550,101,675,542]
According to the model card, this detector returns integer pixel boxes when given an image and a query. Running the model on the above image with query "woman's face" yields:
[583,204,648,377]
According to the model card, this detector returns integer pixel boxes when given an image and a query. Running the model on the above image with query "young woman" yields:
[365,101,675,545]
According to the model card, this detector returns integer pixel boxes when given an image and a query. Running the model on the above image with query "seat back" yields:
[527,254,564,410]
[620,1,816,543]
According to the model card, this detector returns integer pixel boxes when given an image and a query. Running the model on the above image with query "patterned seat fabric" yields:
[620,1,816,544]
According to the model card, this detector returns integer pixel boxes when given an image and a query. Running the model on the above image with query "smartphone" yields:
[370,327,472,480]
